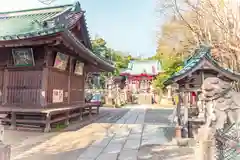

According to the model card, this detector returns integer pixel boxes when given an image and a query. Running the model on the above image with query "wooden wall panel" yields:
[6,69,42,106]
[47,68,68,104]
[70,74,84,103]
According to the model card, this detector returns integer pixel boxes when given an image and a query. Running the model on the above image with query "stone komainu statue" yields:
[201,77,240,130]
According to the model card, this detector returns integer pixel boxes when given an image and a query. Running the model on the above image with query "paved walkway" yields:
[77,105,174,160]
[8,105,175,160]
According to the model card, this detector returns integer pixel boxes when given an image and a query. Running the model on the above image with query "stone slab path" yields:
[8,105,175,160]
[77,105,175,160]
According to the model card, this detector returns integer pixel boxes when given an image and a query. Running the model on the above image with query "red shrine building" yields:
[120,60,163,93]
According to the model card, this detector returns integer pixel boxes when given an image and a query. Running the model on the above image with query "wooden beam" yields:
[0,39,60,47]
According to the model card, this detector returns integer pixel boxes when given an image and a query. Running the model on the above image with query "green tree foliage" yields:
[151,18,192,89]
[152,55,183,89]
[92,37,110,58]
[91,36,135,76]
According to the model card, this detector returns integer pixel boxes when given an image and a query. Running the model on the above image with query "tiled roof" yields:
[172,45,211,77]
[165,45,240,85]
[121,60,163,76]
[62,30,115,70]
[0,2,82,40]
[0,2,115,70]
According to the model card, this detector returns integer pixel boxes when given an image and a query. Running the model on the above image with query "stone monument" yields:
[201,77,240,130]
[195,77,240,160]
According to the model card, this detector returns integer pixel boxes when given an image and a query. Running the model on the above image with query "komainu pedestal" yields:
[0,144,10,160]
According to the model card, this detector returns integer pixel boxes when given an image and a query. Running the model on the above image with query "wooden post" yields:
[40,47,52,107]
[44,113,51,133]
[89,106,92,118]
[0,124,4,143]
[40,68,49,107]
[64,111,70,126]
[68,57,74,104]
[200,71,205,85]
[2,69,8,105]
[82,64,85,102]
[79,108,83,121]
[9,112,16,130]
[176,92,182,126]
[183,90,189,138]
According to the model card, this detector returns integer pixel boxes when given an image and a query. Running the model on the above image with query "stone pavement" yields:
[7,105,176,160]
[77,105,175,160]
[8,108,128,160]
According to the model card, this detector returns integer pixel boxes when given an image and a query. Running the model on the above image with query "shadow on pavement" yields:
[138,144,194,160]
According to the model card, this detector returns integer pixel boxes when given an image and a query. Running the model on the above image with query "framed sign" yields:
[54,52,69,70]
[74,60,84,75]
[52,89,63,103]
[12,48,35,66]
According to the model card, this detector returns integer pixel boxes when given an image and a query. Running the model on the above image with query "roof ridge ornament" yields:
[72,1,81,12]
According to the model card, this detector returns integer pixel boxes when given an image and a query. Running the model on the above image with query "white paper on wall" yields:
[52,89,64,103]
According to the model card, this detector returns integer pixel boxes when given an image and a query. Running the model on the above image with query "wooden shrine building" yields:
[0,2,115,131]
[164,45,240,138]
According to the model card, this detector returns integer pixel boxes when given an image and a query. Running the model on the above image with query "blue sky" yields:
[0,0,163,57]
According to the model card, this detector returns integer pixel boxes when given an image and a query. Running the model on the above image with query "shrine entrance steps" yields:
[0,104,100,132]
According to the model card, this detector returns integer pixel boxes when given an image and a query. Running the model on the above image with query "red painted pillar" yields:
[190,92,197,106]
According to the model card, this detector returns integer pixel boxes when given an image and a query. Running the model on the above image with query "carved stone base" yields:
[0,144,10,160]
[194,126,216,160]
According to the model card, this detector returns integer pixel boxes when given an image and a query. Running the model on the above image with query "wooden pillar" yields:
[44,113,51,133]
[200,71,205,85]
[183,89,189,138]
[176,92,181,126]
[40,68,49,107]
[175,91,182,138]
[89,106,92,118]
[68,57,74,104]
[0,70,9,160]
[9,112,16,130]
[40,47,52,107]
[2,69,8,105]
[82,64,86,102]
